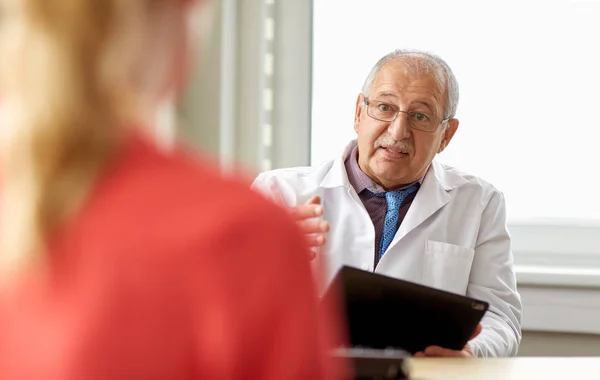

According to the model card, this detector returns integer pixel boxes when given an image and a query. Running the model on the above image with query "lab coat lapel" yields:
[392,160,468,242]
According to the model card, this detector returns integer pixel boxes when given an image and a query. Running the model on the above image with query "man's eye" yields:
[414,113,429,122]
[378,104,393,112]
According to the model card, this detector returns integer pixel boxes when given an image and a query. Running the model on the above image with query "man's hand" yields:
[289,195,330,260]
[413,323,482,358]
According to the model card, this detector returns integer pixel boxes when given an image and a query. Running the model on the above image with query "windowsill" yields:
[516,265,600,288]
[516,265,600,335]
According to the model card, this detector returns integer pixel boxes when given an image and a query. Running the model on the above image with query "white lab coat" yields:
[251,140,522,358]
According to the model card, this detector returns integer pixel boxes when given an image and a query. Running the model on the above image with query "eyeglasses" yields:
[363,97,450,133]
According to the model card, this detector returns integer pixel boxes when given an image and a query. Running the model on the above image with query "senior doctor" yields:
[252,49,522,358]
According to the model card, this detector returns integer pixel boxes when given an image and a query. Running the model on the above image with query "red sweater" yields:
[0,134,345,380]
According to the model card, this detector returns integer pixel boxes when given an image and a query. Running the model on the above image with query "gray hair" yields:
[361,49,459,119]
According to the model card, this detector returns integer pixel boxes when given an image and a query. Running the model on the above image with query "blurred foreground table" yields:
[409,357,600,380]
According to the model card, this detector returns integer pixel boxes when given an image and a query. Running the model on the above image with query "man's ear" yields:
[437,118,459,153]
[354,94,364,133]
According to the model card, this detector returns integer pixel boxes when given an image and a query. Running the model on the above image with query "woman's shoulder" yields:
[98,134,254,202]
[86,133,297,246]
[138,136,277,214]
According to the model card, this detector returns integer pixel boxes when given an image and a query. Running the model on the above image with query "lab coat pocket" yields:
[422,240,475,295]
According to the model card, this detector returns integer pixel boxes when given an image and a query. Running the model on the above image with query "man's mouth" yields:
[380,145,409,156]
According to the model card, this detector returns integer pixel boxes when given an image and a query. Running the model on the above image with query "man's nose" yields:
[387,111,412,140]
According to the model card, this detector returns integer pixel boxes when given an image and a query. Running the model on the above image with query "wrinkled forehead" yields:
[372,58,447,108]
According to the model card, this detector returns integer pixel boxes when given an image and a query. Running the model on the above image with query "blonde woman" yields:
[0,0,344,379]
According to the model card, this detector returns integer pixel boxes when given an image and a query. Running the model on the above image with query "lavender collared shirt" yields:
[344,143,425,267]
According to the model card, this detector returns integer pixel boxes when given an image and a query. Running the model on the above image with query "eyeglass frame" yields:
[362,96,451,133]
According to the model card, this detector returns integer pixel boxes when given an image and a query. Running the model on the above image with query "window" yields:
[312,0,600,221]
[311,0,600,277]
[179,0,312,172]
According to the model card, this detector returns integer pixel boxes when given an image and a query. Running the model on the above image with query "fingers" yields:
[295,211,329,249]
[304,234,327,247]
[290,195,328,254]
[289,204,323,221]
[423,346,451,357]
[305,195,321,205]
[422,346,466,358]
[417,345,472,358]
[469,323,483,341]
[297,219,330,235]
[290,195,323,221]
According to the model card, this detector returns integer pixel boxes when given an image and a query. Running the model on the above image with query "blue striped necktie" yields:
[378,183,420,261]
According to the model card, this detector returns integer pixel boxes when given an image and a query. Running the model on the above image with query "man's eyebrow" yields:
[373,93,439,114]
[412,100,434,112]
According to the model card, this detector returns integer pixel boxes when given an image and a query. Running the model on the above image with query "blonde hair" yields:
[0,0,183,273]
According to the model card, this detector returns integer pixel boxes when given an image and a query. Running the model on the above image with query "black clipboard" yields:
[323,265,488,355]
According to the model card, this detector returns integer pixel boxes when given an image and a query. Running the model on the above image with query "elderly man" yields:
[251,49,522,358]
